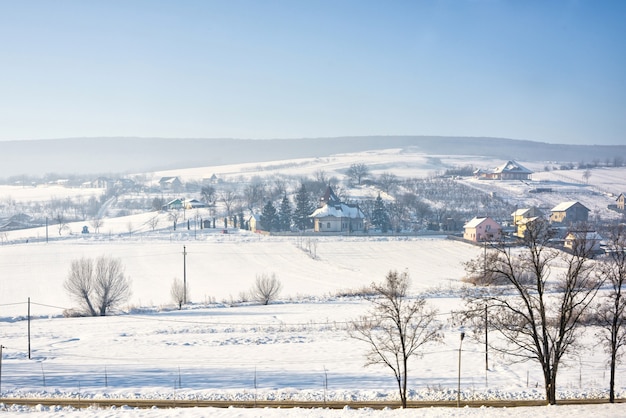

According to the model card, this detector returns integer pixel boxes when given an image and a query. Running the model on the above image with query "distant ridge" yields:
[1,136,624,178]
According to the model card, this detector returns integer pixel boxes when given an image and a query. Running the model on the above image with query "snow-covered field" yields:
[1,150,626,417]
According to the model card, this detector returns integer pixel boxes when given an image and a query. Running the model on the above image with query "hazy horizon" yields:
[1,2,625,145]
[0,134,621,147]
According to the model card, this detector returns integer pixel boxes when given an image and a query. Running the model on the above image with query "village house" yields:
[184,199,206,209]
[550,201,590,226]
[202,174,220,185]
[563,230,603,254]
[511,207,543,238]
[473,160,533,180]
[162,198,183,211]
[617,193,626,211]
[247,214,264,233]
[309,186,365,233]
[463,216,501,242]
[159,176,183,193]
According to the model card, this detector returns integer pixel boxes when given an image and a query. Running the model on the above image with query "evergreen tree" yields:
[371,194,390,232]
[294,183,313,231]
[260,200,279,232]
[278,194,293,232]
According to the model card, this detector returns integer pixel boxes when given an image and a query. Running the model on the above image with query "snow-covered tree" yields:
[293,183,313,231]
[260,200,279,232]
[278,194,293,232]
[371,194,390,232]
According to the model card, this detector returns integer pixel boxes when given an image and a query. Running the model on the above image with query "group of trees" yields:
[350,222,626,408]
[462,221,626,404]
[65,258,283,314]
[259,184,315,232]
[154,163,512,235]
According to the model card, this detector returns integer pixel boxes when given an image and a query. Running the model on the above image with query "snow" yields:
[1,403,626,417]
[1,150,626,417]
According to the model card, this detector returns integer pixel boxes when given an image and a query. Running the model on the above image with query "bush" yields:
[250,273,282,305]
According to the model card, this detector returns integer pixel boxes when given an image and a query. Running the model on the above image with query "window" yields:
[327,222,331,229]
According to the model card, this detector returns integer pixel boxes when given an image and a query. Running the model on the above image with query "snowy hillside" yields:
[1,148,626,417]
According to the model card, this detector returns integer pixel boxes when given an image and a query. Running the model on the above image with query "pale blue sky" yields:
[0,1,624,145]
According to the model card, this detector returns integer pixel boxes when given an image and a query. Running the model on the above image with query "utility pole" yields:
[28,298,31,359]
[45,217,48,243]
[0,344,4,395]
[485,305,488,371]
[183,246,187,304]
[457,329,465,407]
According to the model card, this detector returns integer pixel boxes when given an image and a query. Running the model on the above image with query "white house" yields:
[309,187,365,233]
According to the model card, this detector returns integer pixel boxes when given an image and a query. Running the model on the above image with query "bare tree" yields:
[170,277,189,310]
[201,185,216,205]
[146,215,160,231]
[55,211,68,235]
[90,217,104,234]
[270,177,288,201]
[250,273,282,305]
[314,169,329,185]
[596,225,626,402]
[464,218,601,404]
[378,172,399,195]
[242,179,267,211]
[64,255,132,316]
[219,189,239,217]
[64,257,97,316]
[582,169,592,184]
[350,270,442,408]
[168,211,180,230]
[347,163,370,186]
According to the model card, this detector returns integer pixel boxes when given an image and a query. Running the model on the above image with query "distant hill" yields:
[1,136,624,178]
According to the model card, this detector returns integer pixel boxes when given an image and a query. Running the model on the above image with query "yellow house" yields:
[550,201,590,225]
[512,207,542,238]
[564,231,603,253]
[617,193,626,211]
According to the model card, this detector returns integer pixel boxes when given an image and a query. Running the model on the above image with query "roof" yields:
[159,176,180,184]
[516,216,539,226]
[492,160,533,175]
[320,186,340,206]
[310,203,364,219]
[464,216,499,228]
[565,231,603,242]
[512,208,532,217]
[551,201,589,212]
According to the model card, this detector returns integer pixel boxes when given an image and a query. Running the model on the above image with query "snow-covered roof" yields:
[565,231,603,241]
[551,201,589,212]
[159,176,180,183]
[492,160,533,174]
[516,216,539,226]
[464,216,497,228]
[310,203,364,219]
[511,208,531,217]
